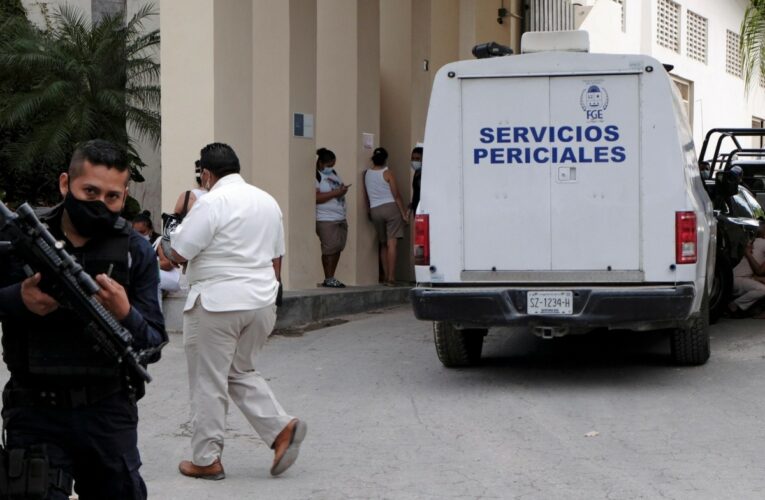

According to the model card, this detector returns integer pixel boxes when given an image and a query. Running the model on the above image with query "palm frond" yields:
[125,107,161,147]
[0,1,160,204]
[127,29,159,58]
[125,3,157,34]
[742,0,765,91]
[126,85,161,108]
[8,111,74,169]
[0,79,76,127]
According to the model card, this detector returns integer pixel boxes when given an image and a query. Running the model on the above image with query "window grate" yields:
[657,0,680,53]
[612,0,626,32]
[671,76,693,129]
[686,10,707,64]
[726,29,742,78]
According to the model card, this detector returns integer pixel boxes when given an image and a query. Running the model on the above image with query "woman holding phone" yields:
[315,147,350,288]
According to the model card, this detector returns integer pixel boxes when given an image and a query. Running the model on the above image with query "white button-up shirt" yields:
[171,174,285,312]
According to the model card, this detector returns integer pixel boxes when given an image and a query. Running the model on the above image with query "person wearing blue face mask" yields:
[315,147,349,288]
[132,210,160,244]
[132,211,181,297]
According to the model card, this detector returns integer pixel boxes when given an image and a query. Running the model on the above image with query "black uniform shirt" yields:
[0,206,167,354]
[410,169,422,213]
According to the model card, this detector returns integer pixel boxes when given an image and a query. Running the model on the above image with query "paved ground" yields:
[4,306,765,499]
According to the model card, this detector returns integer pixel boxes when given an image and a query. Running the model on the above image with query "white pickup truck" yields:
[410,31,715,367]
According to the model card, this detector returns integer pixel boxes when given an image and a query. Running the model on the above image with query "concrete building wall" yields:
[126,0,161,229]
[381,0,525,279]
[459,0,477,60]
[23,1,132,30]
[286,0,319,289]
[381,0,415,280]
[429,0,460,80]
[410,0,431,153]
[316,0,381,286]
[252,0,290,207]
[160,0,213,215]
[251,0,319,289]
[161,0,254,218]
[23,0,92,27]
[474,0,522,54]
[356,0,383,284]
[581,0,765,150]
[406,0,523,156]
[92,0,125,22]
[214,0,253,180]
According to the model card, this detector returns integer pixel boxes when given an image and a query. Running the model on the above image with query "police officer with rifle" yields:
[0,140,167,499]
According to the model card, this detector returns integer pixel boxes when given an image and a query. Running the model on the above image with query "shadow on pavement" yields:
[419,327,716,391]
[480,327,673,369]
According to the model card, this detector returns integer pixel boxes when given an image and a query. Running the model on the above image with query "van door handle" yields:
[558,166,577,182]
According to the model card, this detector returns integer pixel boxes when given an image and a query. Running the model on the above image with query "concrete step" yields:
[162,285,412,333]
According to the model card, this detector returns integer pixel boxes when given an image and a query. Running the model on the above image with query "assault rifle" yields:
[0,200,153,383]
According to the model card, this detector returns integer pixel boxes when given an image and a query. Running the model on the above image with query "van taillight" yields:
[676,211,697,264]
[414,214,430,266]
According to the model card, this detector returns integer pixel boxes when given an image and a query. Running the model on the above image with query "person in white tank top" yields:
[172,160,209,217]
[362,147,408,286]
[165,160,209,292]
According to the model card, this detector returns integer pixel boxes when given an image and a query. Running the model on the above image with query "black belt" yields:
[3,382,124,409]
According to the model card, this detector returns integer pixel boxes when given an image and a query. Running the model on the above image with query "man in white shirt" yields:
[730,221,765,318]
[169,143,306,480]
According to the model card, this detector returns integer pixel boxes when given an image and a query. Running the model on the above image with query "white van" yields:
[410,31,715,367]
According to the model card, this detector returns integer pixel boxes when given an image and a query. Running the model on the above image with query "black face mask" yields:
[64,191,121,237]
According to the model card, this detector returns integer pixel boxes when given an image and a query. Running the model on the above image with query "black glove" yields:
[275,281,283,307]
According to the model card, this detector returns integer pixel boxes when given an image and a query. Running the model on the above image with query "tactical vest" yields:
[2,213,132,385]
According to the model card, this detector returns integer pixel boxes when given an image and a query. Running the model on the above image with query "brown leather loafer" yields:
[271,418,307,476]
[178,458,225,480]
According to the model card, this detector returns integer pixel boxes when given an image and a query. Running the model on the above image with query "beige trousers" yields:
[733,277,765,311]
[183,299,293,466]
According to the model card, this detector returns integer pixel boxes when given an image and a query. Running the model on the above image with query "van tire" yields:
[433,322,485,367]
[709,255,732,325]
[670,291,710,366]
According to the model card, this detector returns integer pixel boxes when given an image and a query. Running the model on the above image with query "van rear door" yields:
[461,73,641,274]
[549,75,640,271]
[461,77,552,271]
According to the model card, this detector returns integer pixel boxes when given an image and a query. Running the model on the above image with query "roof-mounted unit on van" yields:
[521,30,590,54]
[472,42,514,59]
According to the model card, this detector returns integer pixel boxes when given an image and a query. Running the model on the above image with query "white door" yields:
[548,75,641,270]
[461,77,552,271]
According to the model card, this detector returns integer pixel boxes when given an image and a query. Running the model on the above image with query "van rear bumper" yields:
[410,284,696,330]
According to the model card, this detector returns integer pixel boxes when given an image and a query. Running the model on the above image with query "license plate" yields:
[527,291,573,315]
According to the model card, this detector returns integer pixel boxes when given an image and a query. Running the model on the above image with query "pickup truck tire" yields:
[709,255,732,325]
[433,322,485,367]
[670,291,710,366]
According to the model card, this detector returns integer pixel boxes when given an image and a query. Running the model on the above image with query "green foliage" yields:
[0,3,160,205]
[0,0,25,19]
[742,0,765,92]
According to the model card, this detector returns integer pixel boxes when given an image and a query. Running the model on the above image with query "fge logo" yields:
[580,84,609,122]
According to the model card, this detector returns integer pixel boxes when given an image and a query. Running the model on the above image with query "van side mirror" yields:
[715,171,740,198]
